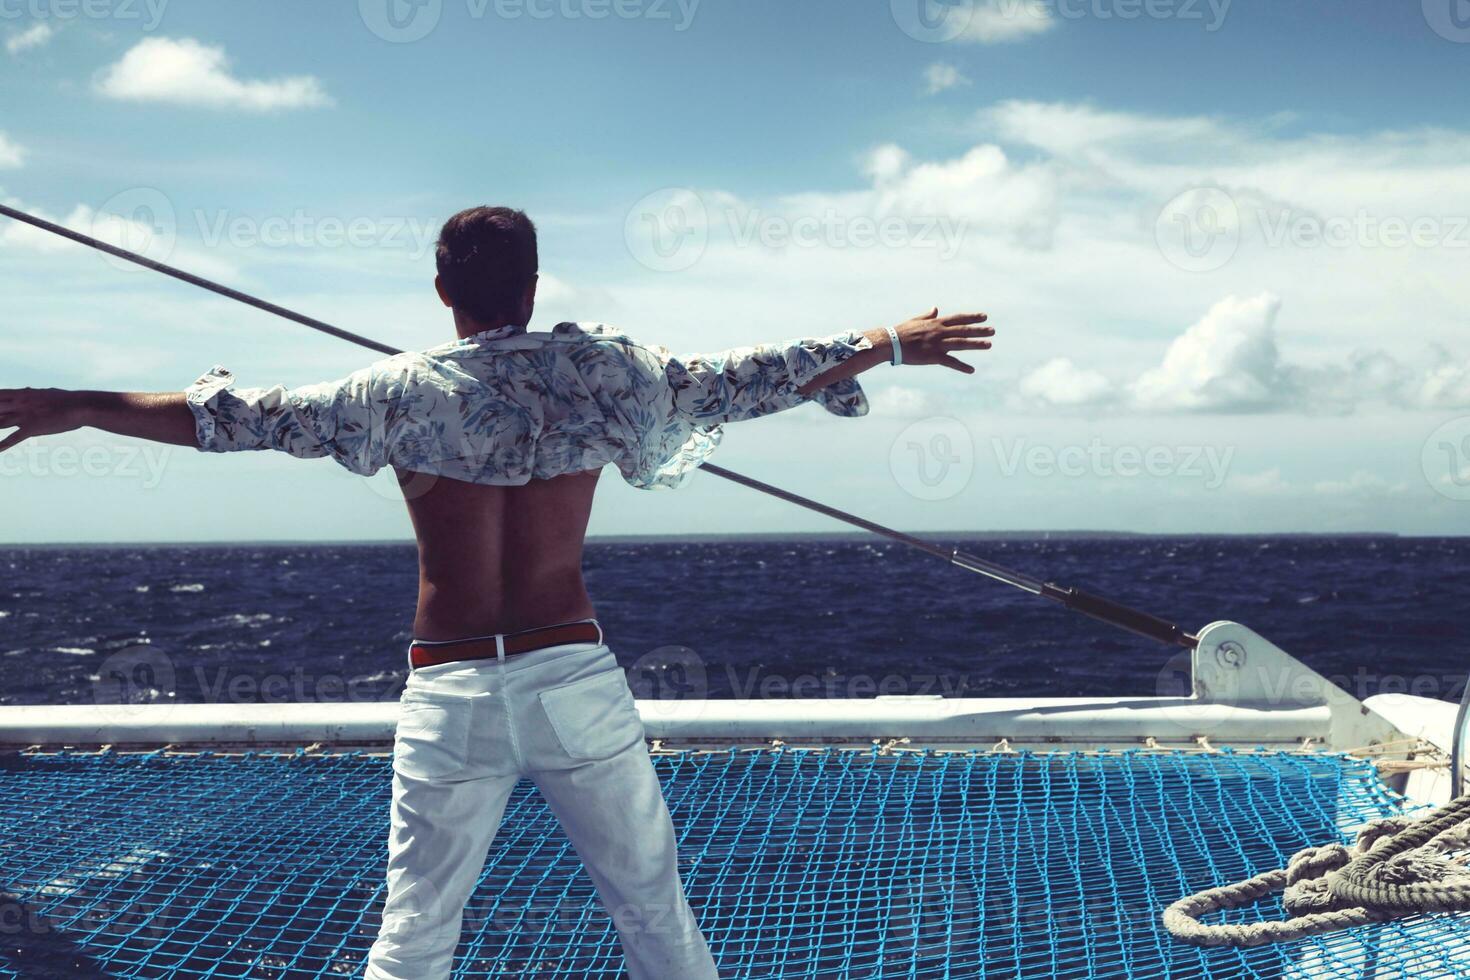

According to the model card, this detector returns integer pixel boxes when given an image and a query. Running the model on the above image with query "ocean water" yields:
[1,535,1467,708]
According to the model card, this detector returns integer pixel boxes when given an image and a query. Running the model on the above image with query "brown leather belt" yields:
[409,620,604,670]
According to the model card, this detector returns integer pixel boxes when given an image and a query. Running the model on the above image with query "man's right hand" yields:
[794,308,996,398]
[890,307,993,374]
[0,388,197,453]
[0,388,87,453]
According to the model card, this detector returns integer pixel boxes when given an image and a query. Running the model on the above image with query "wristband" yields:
[884,325,903,366]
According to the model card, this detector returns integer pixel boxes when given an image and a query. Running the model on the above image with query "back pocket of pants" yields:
[394,688,474,779]
[538,669,645,762]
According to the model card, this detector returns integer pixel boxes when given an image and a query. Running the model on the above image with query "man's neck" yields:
[455,315,528,340]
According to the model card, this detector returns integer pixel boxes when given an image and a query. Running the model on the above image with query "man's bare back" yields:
[398,469,601,641]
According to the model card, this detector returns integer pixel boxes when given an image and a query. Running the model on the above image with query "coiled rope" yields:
[1164,793,1470,947]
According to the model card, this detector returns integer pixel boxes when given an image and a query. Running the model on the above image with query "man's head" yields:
[434,206,538,334]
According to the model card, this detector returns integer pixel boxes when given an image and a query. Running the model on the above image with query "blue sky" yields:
[2,0,1469,542]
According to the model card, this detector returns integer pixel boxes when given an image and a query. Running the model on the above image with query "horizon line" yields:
[0,529,1449,549]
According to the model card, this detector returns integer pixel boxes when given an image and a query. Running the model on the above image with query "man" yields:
[0,206,993,979]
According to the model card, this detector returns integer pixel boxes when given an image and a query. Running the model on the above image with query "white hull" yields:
[2,620,1452,806]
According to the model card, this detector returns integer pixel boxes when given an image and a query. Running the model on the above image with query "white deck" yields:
[0,696,1337,750]
[1,622,1449,764]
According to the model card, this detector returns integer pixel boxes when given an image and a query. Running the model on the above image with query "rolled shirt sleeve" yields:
[662,330,874,424]
[178,324,878,491]
[610,329,876,490]
[184,362,399,476]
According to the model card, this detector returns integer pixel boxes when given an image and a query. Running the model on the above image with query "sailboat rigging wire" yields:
[0,201,1198,650]
[1452,674,1470,798]
[0,204,399,357]
[700,463,1197,649]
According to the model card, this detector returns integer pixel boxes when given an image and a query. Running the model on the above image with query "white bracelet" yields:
[884,325,903,366]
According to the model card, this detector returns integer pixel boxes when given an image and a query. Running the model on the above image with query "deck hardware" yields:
[1215,642,1247,670]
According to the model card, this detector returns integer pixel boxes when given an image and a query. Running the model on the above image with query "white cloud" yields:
[1224,468,1410,500]
[9,95,1468,533]
[95,38,333,112]
[6,22,53,55]
[981,99,1470,226]
[0,201,90,252]
[862,143,912,184]
[1227,468,1290,496]
[1413,354,1470,410]
[625,100,1470,422]
[869,384,948,417]
[641,100,1470,422]
[985,100,1227,160]
[1132,293,1287,413]
[0,195,238,281]
[954,0,1055,43]
[1018,357,1113,407]
[1298,349,1415,414]
[670,138,1056,269]
[0,131,24,168]
[1118,296,1470,415]
[1436,463,1470,496]
[534,271,618,322]
[827,141,1057,243]
[923,61,970,95]
[1312,471,1407,496]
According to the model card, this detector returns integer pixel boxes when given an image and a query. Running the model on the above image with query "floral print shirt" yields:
[185,322,873,489]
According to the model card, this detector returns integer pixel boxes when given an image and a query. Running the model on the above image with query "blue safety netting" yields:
[0,747,1464,979]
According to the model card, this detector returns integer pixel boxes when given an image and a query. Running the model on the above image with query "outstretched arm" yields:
[2,361,401,477]
[0,389,196,453]
[663,307,994,425]
[796,308,992,397]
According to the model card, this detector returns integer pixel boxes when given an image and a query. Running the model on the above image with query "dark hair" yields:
[435,206,538,323]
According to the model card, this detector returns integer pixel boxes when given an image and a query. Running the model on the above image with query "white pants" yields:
[365,641,718,980]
